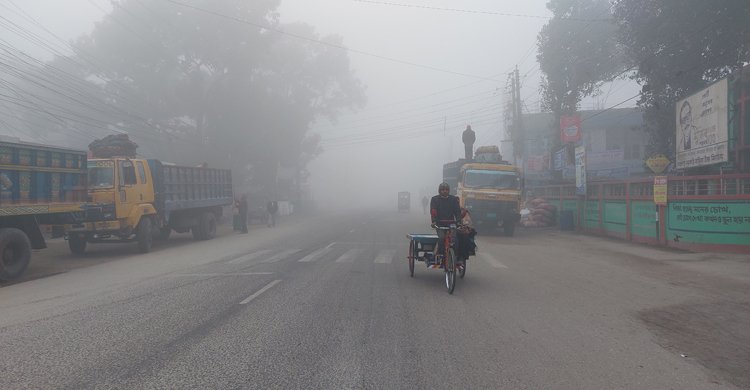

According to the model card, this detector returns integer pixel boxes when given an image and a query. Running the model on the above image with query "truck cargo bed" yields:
[148,160,232,215]
[0,140,87,217]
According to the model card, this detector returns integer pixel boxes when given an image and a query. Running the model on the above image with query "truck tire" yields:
[157,227,171,241]
[191,225,203,241]
[202,212,217,240]
[192,212,216,241]
[136,217,153,253]
[0,228,32,282]
[68,235,87,255]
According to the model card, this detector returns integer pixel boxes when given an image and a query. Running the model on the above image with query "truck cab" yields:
[456,147,522,236]
[67,158,159,253]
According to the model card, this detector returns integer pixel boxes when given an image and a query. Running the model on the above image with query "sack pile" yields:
[521,198,557,227]
[89,134,138,158]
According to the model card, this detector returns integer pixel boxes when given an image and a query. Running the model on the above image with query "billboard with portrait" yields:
[675,78,728,169]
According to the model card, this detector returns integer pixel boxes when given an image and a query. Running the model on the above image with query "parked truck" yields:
[0,138,87,281]
[66,157,232,254]
[443,146,522,236]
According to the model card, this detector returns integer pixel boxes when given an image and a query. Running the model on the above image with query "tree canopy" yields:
[537,0,750,157]
[536,0,623,121]
[7,0,366,199]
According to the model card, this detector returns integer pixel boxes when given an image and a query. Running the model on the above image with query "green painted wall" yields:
[603,201,627,235]
[667,202,750,245]
[561,199,578,226]
[631,201,657,238]
[584,200,600,229]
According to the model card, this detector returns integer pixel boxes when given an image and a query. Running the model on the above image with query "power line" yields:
[351,0,611,22]
[164,0,498,82]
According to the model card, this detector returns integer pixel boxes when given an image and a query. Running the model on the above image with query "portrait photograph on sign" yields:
[675,78,729,169]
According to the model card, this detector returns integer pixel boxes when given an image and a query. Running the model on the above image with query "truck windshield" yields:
[464,170,519,189]
[88,163,115,188]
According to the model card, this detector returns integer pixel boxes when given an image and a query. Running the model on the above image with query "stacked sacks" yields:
[521,198,557,227]
[89,134,138,158]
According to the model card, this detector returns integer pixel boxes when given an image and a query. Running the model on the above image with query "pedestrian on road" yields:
[232,198,240,231]
[238,195,249,234]
[266,199,278,227]
[421,195,429,214]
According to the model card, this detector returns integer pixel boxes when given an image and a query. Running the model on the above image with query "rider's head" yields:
[438,182,450,197]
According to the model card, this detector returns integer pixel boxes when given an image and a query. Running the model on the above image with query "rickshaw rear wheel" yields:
[408,241,415,277]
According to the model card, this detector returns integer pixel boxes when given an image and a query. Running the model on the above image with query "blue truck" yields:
[0,138,87,281]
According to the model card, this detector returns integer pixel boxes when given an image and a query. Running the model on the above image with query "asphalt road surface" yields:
[1,209,749,389]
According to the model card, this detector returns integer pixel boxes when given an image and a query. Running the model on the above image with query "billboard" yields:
[560,115,582,143]
[525,155,547,173]
[575,146,586,195]
[587,149,624,167]
[552,147,567,171]
[675,78,728,169]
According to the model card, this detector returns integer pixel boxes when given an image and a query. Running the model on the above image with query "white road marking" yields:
[479,253,508,268]
[298,247,333,263]
[325,242,336,249]
[261,249,302,263]
[374,249,396,264]
[228,250,273,265]
[240,280,282,305]
[335,248,364,263]
[174,272,274,277]
[349,229,356,233]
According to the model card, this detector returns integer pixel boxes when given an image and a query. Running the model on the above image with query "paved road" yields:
[1,210,748,389]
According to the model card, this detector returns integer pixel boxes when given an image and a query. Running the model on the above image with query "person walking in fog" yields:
[232,198,240,231]
[266,199,278,227]
[238,195,248,234]
[421,195,429,214]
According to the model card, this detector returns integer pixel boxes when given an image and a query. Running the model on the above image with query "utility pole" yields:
[510,66,525,169]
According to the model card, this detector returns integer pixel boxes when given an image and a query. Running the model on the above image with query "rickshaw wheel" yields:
[408,241,415,277]
[445,248,456,294]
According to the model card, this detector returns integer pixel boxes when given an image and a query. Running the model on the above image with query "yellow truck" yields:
[449,146,522,236]
[66,158,232,254]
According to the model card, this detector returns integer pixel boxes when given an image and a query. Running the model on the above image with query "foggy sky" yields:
[5,0,639,210]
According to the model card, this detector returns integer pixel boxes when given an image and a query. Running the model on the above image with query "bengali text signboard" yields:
[675,78,728,169]
[654,176,667,206]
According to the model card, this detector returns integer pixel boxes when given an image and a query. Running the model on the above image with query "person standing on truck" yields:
[266,199,278,227]
[430,182,462,261]
[238,195,249,234]
[462,125,476,160]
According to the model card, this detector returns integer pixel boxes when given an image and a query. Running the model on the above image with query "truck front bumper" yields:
[66,220,121,233]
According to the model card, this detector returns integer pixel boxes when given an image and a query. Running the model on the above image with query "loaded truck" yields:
[0,138,87,281]
[66,156,232,254]
[443,145,522,236]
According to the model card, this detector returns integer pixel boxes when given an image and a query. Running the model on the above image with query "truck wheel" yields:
[68,235,87,255]
[503,221,515,237]
[157,227,171,241]
[191,225,203,241]
[202,212,217,240]
[193,212,216,241]
[136,217,153,253]
[0,228,32,282]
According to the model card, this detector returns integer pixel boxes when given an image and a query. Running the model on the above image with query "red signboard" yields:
[560,115,582,143]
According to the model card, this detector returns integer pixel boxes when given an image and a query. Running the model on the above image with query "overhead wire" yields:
[351,0,612,22]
